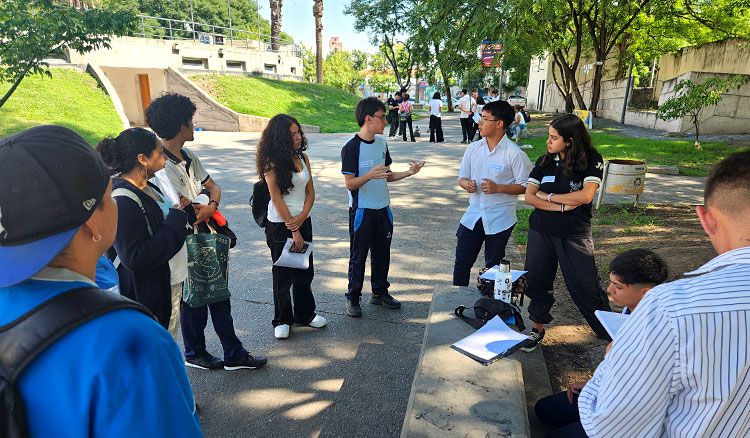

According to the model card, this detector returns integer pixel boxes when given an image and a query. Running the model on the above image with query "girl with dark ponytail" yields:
[96,128,190,333]
[256,114,326,339]
[520,114,612,352]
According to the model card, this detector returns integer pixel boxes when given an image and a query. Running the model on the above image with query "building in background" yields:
[329,37,346,54]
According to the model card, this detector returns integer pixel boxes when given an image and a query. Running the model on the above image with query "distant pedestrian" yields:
[256,114,327,339]
[387,91,402,138]
[340,97,424,317]
[400,93,415,142]
[458,88,473,143]
[428,92,444,143]
[473,96,486,140]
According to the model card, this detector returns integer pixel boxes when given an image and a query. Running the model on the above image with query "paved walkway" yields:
[179,110,706,437]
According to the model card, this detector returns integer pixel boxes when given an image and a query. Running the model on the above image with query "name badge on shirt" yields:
[360,160,374,168]
[489,163,505,172]
[542,175,556,184]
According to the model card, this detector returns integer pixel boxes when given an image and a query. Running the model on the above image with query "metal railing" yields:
[134,14,302,58]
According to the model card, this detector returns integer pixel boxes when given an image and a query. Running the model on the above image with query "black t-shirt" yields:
[387,97,399,116]
[527,152,604,238]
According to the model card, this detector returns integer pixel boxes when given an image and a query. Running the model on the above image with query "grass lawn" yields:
[192,75,363,133]
[0,68,123,145]
[520,131,746,177]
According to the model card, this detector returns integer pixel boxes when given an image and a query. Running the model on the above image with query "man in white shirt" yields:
[578,150,750,438]
[453,100,531,286]
[458,88,473,144]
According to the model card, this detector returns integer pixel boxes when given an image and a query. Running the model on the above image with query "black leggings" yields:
[400,115,414,141]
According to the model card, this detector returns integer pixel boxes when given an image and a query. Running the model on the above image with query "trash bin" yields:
[596,159,648,208]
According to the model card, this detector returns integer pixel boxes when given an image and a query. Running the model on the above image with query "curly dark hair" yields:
[256,114,308,196]
[540,114,597,176]
[145,93,196,140]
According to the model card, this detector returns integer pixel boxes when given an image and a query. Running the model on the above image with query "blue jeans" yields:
[535,390,588,437]
[452,219,514,287]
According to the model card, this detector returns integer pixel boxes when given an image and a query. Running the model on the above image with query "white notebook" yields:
[595,310,629,339]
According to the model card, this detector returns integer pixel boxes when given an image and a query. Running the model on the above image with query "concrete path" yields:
[178,110,706,437]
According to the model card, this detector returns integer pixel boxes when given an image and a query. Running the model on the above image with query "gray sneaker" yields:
[345,297,362,317]
[520,328,545,352]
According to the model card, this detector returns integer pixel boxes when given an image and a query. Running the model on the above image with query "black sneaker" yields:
[345,297,362,317]
[223,353,267,370]
[370,293,401,309]
[185,353,224,370]
[520,328,545,352]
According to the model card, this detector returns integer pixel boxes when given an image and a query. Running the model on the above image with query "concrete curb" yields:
[401,285,530,438]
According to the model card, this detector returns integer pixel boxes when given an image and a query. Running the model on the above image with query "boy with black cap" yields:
[0,126,201,436]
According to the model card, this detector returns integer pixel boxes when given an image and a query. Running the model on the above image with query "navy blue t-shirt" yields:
[341,135,393,210]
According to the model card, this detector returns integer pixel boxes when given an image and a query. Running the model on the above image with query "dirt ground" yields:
[519,204,715,391]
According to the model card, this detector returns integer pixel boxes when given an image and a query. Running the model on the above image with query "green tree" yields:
[351,49,370,71]
[657,75,749,147]
[0,0,135,108]
[300,44,317,82]
[322,51,362,93]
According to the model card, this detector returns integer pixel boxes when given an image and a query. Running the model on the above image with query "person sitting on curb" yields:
[534,248,668,437]
[577,151,750,437]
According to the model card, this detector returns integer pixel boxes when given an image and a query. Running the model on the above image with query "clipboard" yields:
[451,316,532,366]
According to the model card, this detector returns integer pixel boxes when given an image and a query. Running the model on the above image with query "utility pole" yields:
[227,0,233,43]
[190,0,195,40]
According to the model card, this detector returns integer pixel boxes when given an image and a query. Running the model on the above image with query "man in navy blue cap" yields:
[0,126,202,437]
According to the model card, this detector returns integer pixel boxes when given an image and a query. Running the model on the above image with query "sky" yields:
[257,0,378,54]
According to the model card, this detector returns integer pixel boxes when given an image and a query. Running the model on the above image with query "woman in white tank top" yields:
[256,114,327,339]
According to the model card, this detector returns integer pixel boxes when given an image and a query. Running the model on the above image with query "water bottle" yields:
[494,259,513,303]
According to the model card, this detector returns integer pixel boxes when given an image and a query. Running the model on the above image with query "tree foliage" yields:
[657,75,749,145]
[0,0,136,108]
[322,50,362,93]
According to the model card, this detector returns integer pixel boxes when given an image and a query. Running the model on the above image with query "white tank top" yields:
[267,159,310,223]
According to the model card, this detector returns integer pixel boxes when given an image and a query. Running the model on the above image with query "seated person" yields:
[534,248,668,438]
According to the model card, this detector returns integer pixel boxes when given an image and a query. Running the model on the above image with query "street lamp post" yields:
[227,0,233,44]
[190,0,195,40]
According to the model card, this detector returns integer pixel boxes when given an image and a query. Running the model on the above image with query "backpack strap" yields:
[0,287,155,383]
[454,305,486,330]
[112,188,153,268]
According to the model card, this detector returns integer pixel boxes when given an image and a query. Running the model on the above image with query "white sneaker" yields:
[308,315,327,328]
[274,324,290,339]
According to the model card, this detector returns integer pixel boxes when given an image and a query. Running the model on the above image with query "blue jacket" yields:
[111,178,188,328]
[0,268,203,437]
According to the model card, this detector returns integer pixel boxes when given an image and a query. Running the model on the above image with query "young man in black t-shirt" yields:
[387,92,402,138]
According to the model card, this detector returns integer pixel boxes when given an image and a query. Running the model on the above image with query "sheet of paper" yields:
[273,239,314,269]
[472,113,481,124]
[151,169,180,206]
[451,316,530,365]
[480,268,527,283]
[595,310,629,339]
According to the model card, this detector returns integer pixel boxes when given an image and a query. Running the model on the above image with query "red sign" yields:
[481,41,502,68]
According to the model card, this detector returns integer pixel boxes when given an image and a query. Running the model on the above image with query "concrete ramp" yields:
[87,64,320,133]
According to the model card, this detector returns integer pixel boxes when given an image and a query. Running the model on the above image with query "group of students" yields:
[3,89,750,437]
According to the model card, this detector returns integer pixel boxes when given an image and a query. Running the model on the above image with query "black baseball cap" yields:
[0,125,111,287]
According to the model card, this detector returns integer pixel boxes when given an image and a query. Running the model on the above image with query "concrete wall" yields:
[527,54,549,111]
[67,36,303,81]
[99,67,167,126]
[85,64,130,129]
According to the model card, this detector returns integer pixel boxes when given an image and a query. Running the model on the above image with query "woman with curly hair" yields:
[256,114,326,339]
[520,114,612,352]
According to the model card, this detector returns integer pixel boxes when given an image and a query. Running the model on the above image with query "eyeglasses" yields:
[372,114,386,121]
[479,117,500,122]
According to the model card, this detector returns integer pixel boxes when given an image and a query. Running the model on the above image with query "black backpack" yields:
[0,287,155,438]
[249,180,270,228]
[455,298,526,332]
[522,109,531,123]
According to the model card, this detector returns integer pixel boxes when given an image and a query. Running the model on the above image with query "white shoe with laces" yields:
[308,315,327,328]
[274,324,290,339]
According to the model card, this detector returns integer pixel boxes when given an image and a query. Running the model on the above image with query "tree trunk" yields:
[270,0,283,51]
[589,62,603,114]
[313,0,323,84]
[0,63,33,109]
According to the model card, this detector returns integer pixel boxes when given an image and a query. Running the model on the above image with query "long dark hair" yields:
[540,114,597,176]
[256,114,308,195]
[96,128,160,176]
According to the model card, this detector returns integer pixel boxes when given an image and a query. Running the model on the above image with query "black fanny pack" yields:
[455,297,526,332]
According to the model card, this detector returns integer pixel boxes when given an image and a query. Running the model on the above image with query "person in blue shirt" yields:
[340,97,424,317]
[0,125,202,437]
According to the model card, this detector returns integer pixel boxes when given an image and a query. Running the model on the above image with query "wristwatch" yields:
[208,199,219,208]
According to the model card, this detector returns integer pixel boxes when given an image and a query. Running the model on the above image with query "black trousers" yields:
[460,117,473,141]
[470,120,479,140]
[453,219,514,286]
[429,115,444,142]
[181,298,247,361]
[535,391,588,437]
[523,227,612,340]
[400,116,415,141]
[346,207,393,299]
[388,113,399,136]
[265,218,316,327]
